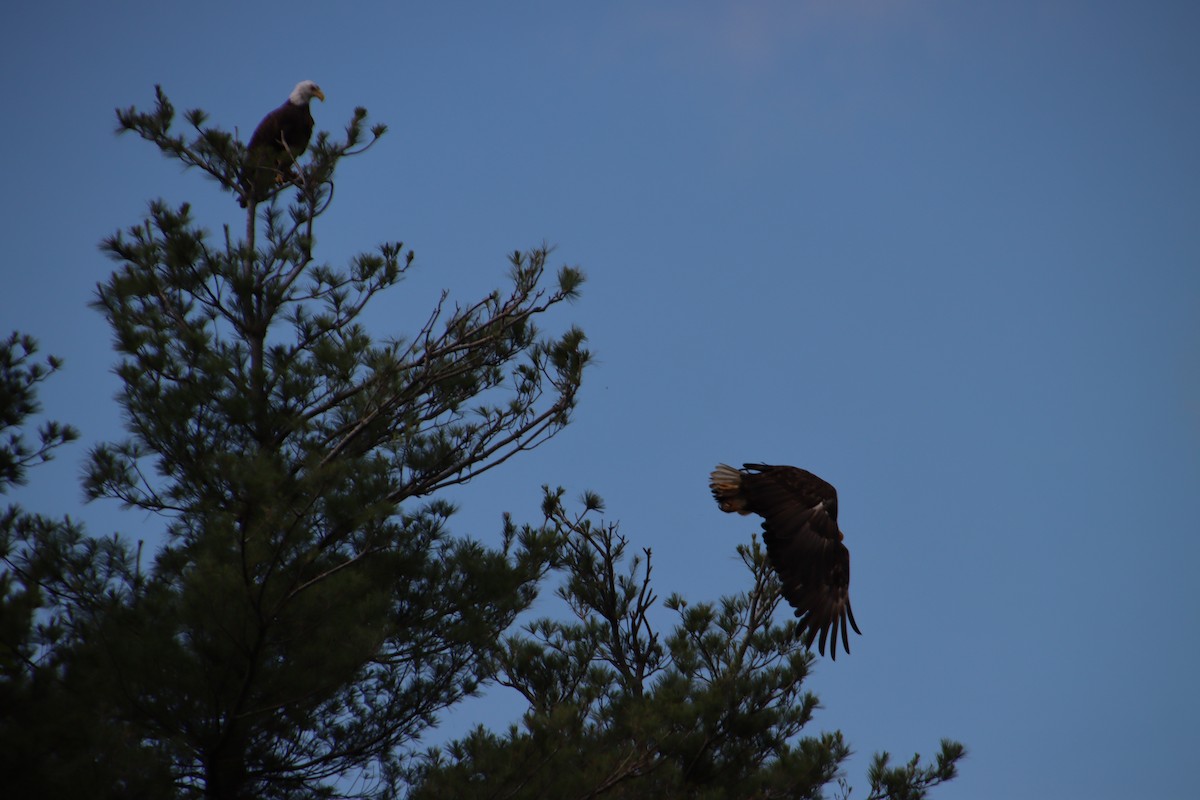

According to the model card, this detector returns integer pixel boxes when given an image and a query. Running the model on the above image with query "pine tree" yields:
[1,334,174,797]
[69,87,590,798]
[407,491,966,799]
[2,86,964,800]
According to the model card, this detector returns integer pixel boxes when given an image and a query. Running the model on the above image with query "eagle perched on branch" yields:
[710,463,861,659]
[239,80,325,208]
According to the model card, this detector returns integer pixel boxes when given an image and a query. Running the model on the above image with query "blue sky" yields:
[4,1,1198,797]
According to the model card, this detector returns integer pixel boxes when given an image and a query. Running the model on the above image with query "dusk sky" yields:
[4,2,1198,798]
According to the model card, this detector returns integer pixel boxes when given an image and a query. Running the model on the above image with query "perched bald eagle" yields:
[710,463,861,659]
[239,80,325,208]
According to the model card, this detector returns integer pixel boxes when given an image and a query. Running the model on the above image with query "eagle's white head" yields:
[289,80,326,105]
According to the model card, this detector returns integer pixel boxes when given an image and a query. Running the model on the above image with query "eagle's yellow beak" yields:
[314,88,326,102]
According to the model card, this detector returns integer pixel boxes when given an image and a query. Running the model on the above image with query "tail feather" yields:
[709,463,750,514]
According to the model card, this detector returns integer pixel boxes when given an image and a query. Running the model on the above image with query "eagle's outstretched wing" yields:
[709,462,861,659]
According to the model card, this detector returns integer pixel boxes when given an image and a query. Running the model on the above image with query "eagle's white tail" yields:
[709,463,749,514]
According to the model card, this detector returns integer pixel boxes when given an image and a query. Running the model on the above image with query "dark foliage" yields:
[3,88,588,799]
[408,492,965,799]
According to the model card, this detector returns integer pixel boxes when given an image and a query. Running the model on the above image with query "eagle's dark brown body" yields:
[239,81,324,208]
[710,463,861,659]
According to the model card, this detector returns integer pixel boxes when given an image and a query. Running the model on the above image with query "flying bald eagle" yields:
[710,463,861,659]
[239,80,325,208]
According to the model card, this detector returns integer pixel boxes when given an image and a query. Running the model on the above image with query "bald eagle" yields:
[239,81,325,208]
[710,463,861,659]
